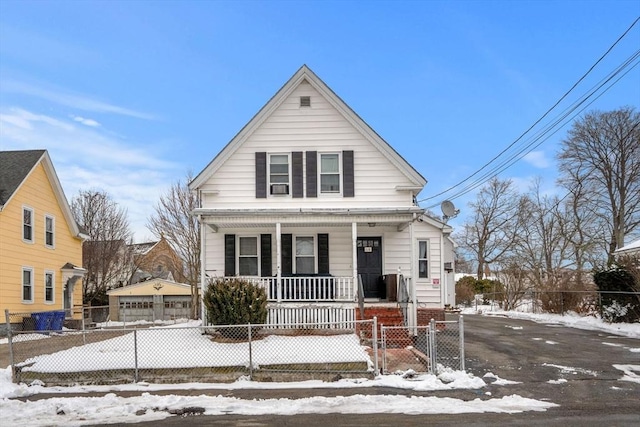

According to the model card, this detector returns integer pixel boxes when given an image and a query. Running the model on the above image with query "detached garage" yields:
[107,279,192,322]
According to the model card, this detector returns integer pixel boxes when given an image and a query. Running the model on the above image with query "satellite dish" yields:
[441,200,459,220]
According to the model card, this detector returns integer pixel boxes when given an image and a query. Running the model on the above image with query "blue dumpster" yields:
[31,312,50,331]
[50,311,65,331]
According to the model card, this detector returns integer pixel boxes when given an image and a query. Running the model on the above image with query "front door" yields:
[357,237,383,298]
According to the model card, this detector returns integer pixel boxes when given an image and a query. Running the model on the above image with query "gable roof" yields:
[190,65,427,190]
[0,149,46,206]
[0,149,86,239]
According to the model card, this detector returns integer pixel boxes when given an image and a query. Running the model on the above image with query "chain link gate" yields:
[380,316,465,375]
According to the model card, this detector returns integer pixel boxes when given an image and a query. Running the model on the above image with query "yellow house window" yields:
[22,267,34,302]
[45,215,55,248]
[23,207,34,243]
[45,271,54,303]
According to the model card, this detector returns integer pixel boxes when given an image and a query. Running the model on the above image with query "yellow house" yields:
[0,149,87,330]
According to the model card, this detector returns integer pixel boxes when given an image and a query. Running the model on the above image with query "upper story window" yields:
[295,236,315,274]
[320,153,340,194]
[418,240,429,278]
[45,271,54,303]
[239,236,258,276]
[22,267,34,302]
[269,154,290,195]
[45,215,55,248]
[23,207,34,243]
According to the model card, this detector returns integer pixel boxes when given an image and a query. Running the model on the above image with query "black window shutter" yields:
[255,152,267,198]
[281,234,293,275]
[317,233,330,274]
[343,150,354,197]
[292,151,303,198]
[260,234,272,277]
[224,234,236,276]
[306,151,317,198]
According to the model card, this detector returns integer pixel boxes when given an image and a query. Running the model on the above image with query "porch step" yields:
[356,307,412,348]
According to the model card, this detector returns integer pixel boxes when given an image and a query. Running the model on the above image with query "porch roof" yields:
[194,207,424,230]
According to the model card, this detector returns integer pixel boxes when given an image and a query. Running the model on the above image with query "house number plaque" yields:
[364,247,373,253]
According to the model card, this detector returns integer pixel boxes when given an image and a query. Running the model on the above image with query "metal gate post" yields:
[459,315,465,371]
[372,317,379,375]
[133,329,139,383]
[248,323,253,379]
[5,310,15,382]
[429,318,437,375]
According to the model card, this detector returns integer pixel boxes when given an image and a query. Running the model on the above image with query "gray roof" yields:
[0,150,46,206]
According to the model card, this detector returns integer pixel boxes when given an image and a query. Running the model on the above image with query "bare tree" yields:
[71,190,133,305]
[558,107,640,264]
[460,177,522,279]
[147,173,201,318]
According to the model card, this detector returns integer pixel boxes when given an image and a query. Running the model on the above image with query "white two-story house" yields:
[190,65,455,329]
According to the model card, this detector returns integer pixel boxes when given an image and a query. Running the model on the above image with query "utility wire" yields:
[419,15,640,205]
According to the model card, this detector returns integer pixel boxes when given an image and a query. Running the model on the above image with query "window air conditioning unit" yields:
[444,262,453,272]
[271,184,289,195]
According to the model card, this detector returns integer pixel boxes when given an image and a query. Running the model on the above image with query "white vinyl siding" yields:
[198,82,417,208]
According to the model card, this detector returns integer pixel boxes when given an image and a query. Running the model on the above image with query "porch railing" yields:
[231,276,355,302]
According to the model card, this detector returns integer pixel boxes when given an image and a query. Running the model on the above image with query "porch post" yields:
[276,222,282,302]
[409,219,417,331]
[352,222,358,298]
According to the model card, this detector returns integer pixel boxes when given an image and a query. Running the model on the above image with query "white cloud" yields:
[71,115,101,127]
[523,151,550,168]
[2,80,155,120]
[0,107,181,241]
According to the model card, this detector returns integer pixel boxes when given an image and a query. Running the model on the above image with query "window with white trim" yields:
[295,236,315,274]
[269,154,290,195]
[45,215,55,248]
[418,240,429,278]
[45,271,54,303]
[239,236,258,276]
[22,267,34,302]
[23,207,34,242]
[319,153,340,193]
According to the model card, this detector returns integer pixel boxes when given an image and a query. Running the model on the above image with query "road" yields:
[23,314,640,426]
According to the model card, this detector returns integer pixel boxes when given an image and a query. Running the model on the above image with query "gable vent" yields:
[300,96,311,107]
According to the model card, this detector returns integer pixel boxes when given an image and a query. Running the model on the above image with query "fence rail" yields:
[5,315,467,386]
[381,316,465,375]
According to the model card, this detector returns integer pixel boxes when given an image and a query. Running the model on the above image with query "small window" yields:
[23,207,34,242]
[45,271,54,303]
[239,236,258,276]
[45,215,55,248]
[300,96,311,107]
[22,268,34,302]
[295,236,315,274]
[269,154,290,195]
[320,153,340,193]
[418,240,429,278]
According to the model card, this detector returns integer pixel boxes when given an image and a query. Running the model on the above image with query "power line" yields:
[419,16,640,206]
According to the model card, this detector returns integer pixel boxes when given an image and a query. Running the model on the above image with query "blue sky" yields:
[1,0,638,241]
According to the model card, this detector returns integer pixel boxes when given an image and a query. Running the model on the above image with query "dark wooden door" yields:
[357,237,383,298]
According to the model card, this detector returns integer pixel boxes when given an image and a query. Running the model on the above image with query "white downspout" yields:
[440,232,446,308]
[409,217,417,332]
[199,216,206,322]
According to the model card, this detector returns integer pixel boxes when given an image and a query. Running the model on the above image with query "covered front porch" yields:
[196,207,424,327]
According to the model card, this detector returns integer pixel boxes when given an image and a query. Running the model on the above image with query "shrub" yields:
[455,276,476,306]
[593,264,639,323]
[203,278,268,327]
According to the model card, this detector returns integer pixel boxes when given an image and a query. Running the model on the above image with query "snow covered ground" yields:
[1,310,638,426]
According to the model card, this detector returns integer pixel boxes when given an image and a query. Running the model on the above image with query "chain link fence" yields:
[380,316,465,375]
[5,319,379,386]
